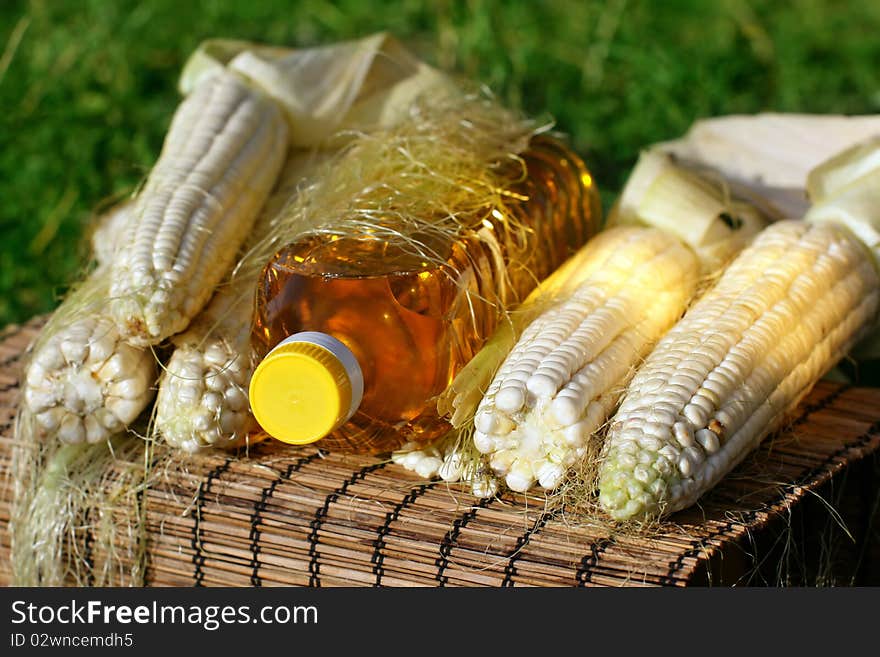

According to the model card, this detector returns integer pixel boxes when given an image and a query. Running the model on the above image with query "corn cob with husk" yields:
[108,68,288,345]
[153,151,324,452]
[471,227,700,493]
[394,152,768,494]
[597,139,880,521]
[20,202,157,444]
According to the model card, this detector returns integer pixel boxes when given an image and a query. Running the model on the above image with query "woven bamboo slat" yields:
[1,318,878,587]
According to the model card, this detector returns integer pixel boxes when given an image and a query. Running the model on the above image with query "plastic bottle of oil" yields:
[248,135,601,453]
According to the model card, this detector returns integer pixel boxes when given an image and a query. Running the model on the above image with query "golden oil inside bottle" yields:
[252,135,601,453]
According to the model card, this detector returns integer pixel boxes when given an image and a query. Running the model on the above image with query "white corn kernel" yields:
[673,421,695,448]
[695,428,721,454]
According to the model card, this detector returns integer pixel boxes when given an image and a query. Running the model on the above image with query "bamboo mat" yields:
[1,318,878,587]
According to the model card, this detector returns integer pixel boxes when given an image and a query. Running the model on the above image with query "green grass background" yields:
[2,0,879,330]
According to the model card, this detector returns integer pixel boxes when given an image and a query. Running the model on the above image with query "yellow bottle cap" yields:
[249,332,364,445]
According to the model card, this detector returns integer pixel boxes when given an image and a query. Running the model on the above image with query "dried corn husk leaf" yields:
[657,112,880,219]
[180,32,458,148]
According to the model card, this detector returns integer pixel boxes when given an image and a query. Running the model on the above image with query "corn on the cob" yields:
[109,69,288,345]
[392,228,635,494]
[598,218,880,520]
[153,290,257,452]
[473,226,700,492]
